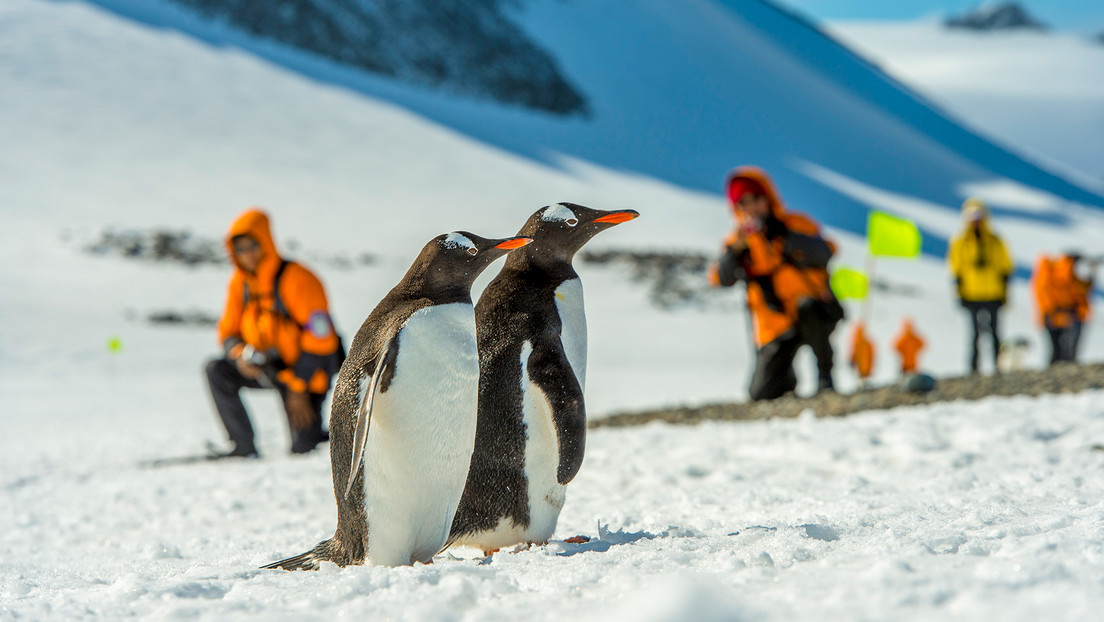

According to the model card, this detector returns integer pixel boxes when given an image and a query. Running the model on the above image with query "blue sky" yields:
[773,1,1104,33]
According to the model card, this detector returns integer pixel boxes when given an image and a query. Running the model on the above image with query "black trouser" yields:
[962,300,1002,372]
[205,358,328,453]
[748,300,837,401]
[1046,321,1082,365]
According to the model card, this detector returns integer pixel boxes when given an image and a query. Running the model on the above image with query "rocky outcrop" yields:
[592,362,1104,428]
[163,0,587,115]
[945,3,1048,31]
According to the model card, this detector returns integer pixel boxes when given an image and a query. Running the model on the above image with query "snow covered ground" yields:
[5,386,1104,620]
[3,0,1104,619]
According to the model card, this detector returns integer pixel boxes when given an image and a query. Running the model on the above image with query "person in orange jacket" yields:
[894,318,925,375]
[850,322,874,381]
[205,208,344,457]
[1033,252,1094,365]
[709,167,843,400]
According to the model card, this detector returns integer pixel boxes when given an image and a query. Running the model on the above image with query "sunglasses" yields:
[233,238,261,254]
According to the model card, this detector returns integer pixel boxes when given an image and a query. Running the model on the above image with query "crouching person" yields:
[206,208,343,458]
[709,167,843,400]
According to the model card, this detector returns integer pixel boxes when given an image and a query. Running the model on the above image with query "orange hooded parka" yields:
[217,209,341,394]
[710,166,838,348]
[1033,254,1091,329]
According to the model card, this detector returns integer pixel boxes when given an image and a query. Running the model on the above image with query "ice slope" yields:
[826,19,1104,185]
[82,0,1104,250]
[3,0,1104,412]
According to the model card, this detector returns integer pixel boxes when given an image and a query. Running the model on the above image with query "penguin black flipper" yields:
[344,333,400,499]
[527,338,586,484]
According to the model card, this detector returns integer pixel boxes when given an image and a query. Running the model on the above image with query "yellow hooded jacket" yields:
[947,201,1012,303]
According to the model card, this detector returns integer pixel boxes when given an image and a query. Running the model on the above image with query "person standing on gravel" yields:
[709,166,843,400]
[1033,252,1094,365]
[205,208,343,458]
[947,198,1013,375]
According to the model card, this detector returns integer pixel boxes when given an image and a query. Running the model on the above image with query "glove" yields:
[285,390,316,430]
[234,344,268,380]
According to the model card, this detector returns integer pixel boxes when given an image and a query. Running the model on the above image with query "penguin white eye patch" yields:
[542,203,578,226]
[441,232,477,252]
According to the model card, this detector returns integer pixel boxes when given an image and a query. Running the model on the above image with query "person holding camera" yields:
[709,166,843,400]
[205,208,343,458]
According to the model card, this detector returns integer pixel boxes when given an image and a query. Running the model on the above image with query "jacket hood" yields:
[726,166,787,220]
[225,208,281,274]
[962,197,992,224]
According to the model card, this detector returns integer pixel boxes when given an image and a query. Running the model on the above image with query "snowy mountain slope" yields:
[826,19,1104,185]
[82,0,1104,254]
[3,0,1104,411]
[89,0,587,115]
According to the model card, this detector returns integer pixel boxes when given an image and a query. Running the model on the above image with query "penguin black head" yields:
[399,231,532,299]
[511,202,640,265]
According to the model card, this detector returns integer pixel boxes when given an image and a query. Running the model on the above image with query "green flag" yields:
[868,211,921,258]
[831,267,868,301]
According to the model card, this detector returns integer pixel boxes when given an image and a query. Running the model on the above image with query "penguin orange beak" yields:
[494,237,533,250]
[593,210,640,224]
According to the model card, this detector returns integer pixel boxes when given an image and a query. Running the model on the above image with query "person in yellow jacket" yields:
[205,208,344,458]
[947,198,1012,374]
[1033,252,1094,365]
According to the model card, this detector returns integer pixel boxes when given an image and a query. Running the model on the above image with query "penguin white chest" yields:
[554,278,587,390]
[518,341,567,544]
[360,303,479,565]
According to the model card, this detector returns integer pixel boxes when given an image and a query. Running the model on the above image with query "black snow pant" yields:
[205,357,329,454]
[1046,320,1082,365]
[748,299,837,401]
[962,300,1002,373]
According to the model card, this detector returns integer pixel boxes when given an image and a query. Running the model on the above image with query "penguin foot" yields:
[481,548,500,557]
[564,536,590,544]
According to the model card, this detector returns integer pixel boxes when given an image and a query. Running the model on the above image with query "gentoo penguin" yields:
[263,231,532,569]
[448,203,638,553]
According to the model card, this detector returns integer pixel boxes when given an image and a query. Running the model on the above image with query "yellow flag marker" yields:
[831,267,868,301]
[868,211,921,258]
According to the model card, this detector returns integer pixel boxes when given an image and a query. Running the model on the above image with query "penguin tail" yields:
[261,538,340,571]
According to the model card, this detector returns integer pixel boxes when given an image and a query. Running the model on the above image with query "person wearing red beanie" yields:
[709,166,842,400]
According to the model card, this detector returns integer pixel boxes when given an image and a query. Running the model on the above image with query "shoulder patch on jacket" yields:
[306,311,333,339]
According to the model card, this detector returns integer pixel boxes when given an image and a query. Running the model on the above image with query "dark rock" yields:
[579,248,921,311]
[79,228,376,270]
[162,0,588,115]
[592,362,1104,428]
[945,3,1048,31]
[147,309,220,327]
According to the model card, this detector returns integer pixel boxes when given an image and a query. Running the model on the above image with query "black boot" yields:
[207,441,259,459]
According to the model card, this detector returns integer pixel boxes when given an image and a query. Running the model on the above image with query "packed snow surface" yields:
[4,388,1104,620]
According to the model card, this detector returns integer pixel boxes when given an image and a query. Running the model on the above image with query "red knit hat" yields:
[728,177,764,206]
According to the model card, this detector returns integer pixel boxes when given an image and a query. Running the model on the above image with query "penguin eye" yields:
[467,247,478,256]
[566,218,579,227]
